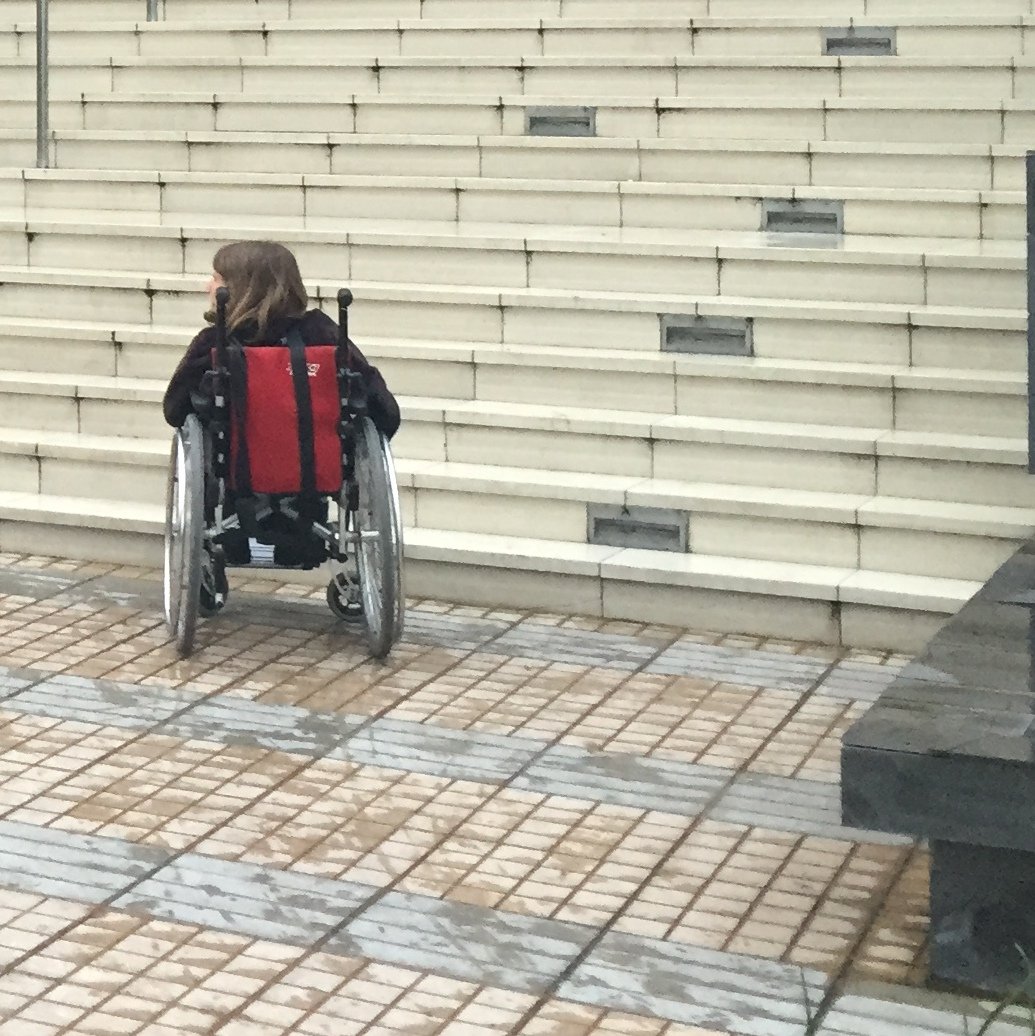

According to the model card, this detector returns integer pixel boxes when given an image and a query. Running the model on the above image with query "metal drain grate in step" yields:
[762,198,844,235]
[822,27,896,57]
[660,315,753,357]
[588,505,688,552]
[525,106,597,137]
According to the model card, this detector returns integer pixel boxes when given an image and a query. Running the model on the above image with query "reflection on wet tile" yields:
[514,745,727,816]
[0,551,958,1033]
[330,890,594,993]
[0,821,169,903]
[113,854,371,946]
[559,931,826,1036]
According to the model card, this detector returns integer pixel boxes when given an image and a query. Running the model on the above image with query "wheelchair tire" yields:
[351,416,403,659]
[381,434,406,641]
[163,414,204,658]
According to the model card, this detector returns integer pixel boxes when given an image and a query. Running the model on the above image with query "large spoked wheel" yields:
[163,414,204,658]
[349,416,404,659]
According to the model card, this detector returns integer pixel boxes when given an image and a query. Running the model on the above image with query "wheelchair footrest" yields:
[225,559,310,571]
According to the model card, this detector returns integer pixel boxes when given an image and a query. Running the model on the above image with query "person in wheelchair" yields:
[162,240,400,571]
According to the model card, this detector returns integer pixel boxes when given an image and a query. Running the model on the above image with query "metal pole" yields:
[35,0,48,168]
[1028,152,1034,472]
[146,0,159,21]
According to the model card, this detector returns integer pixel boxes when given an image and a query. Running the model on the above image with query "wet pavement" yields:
[0,553,1021,1035]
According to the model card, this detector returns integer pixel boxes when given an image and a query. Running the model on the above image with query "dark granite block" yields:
[842,540,1035,836]
[902,644,1035,699]
[879,675,1035,717]
[841,744,1035,853]
[841,538,1035,995]
[844,703,1035,762]
[930,839,1035,994]
[928,600,1035,643]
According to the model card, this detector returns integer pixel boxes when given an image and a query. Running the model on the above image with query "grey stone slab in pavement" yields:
[814,661,902,704]
[160,696,368,758]
[8,674,200,730]
[487,624,663,670]
[709,773,913,846]
[0,568,80,601]
[0,820,170,904]
[53,573,162,610]
[559,930,827,1036]
[400,610,513,652]
[338,717,544,783]
[648,640,831,691]
[513,744,728,817]
[112,853,373,947]
[328,889,595,994]
[0,666,43,698]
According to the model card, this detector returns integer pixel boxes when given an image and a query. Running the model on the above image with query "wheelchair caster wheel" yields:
[199,549,227,618]
[199,586,226,618]
[327,577,364,623]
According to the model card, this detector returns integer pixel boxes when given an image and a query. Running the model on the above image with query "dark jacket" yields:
[162,309,400,438]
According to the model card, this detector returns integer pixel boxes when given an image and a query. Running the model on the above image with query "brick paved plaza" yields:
[0,554,1020,1034]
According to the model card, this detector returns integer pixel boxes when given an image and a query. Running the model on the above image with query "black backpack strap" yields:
[226,338,252,497]
[286,326,317,497]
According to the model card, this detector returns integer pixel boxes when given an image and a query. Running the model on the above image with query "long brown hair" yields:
[210,241,308,335]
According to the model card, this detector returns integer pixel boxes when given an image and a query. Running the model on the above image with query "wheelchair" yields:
[163,288,405,660]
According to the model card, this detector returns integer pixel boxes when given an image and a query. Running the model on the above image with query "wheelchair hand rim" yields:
[163,433,189,631]
[350,417,398,656]
[163,416,203,657]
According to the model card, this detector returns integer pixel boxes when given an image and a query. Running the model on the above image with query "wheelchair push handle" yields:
[337,288,353,348]
[214,286,230,369]
[335,287,366,418]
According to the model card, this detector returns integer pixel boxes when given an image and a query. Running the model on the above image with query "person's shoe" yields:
[273,541,304,567]
[221,531,250,565]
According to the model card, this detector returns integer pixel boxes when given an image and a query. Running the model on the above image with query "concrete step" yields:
[0,356,1028,508]
[5,4,1035,45]
[2,0,1035,20]
[1,425,1024,582]
[0,270,1021,375]
[0,483,973,650]
[8,56,1035,102]
[395,398,1035,513]
[0,219,1019,313]
[132,19,1035,62]
[0,334,1023,439]
[2,168,1025,241]
[19,93,1032,145]
[0,130,1019,194]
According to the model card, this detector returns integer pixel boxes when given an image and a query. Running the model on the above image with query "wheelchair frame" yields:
[163,287,405,660]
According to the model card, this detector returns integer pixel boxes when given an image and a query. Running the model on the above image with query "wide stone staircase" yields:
[0,0,1031,650]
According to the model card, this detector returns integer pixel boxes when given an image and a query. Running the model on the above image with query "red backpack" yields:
[225,329,343,496]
